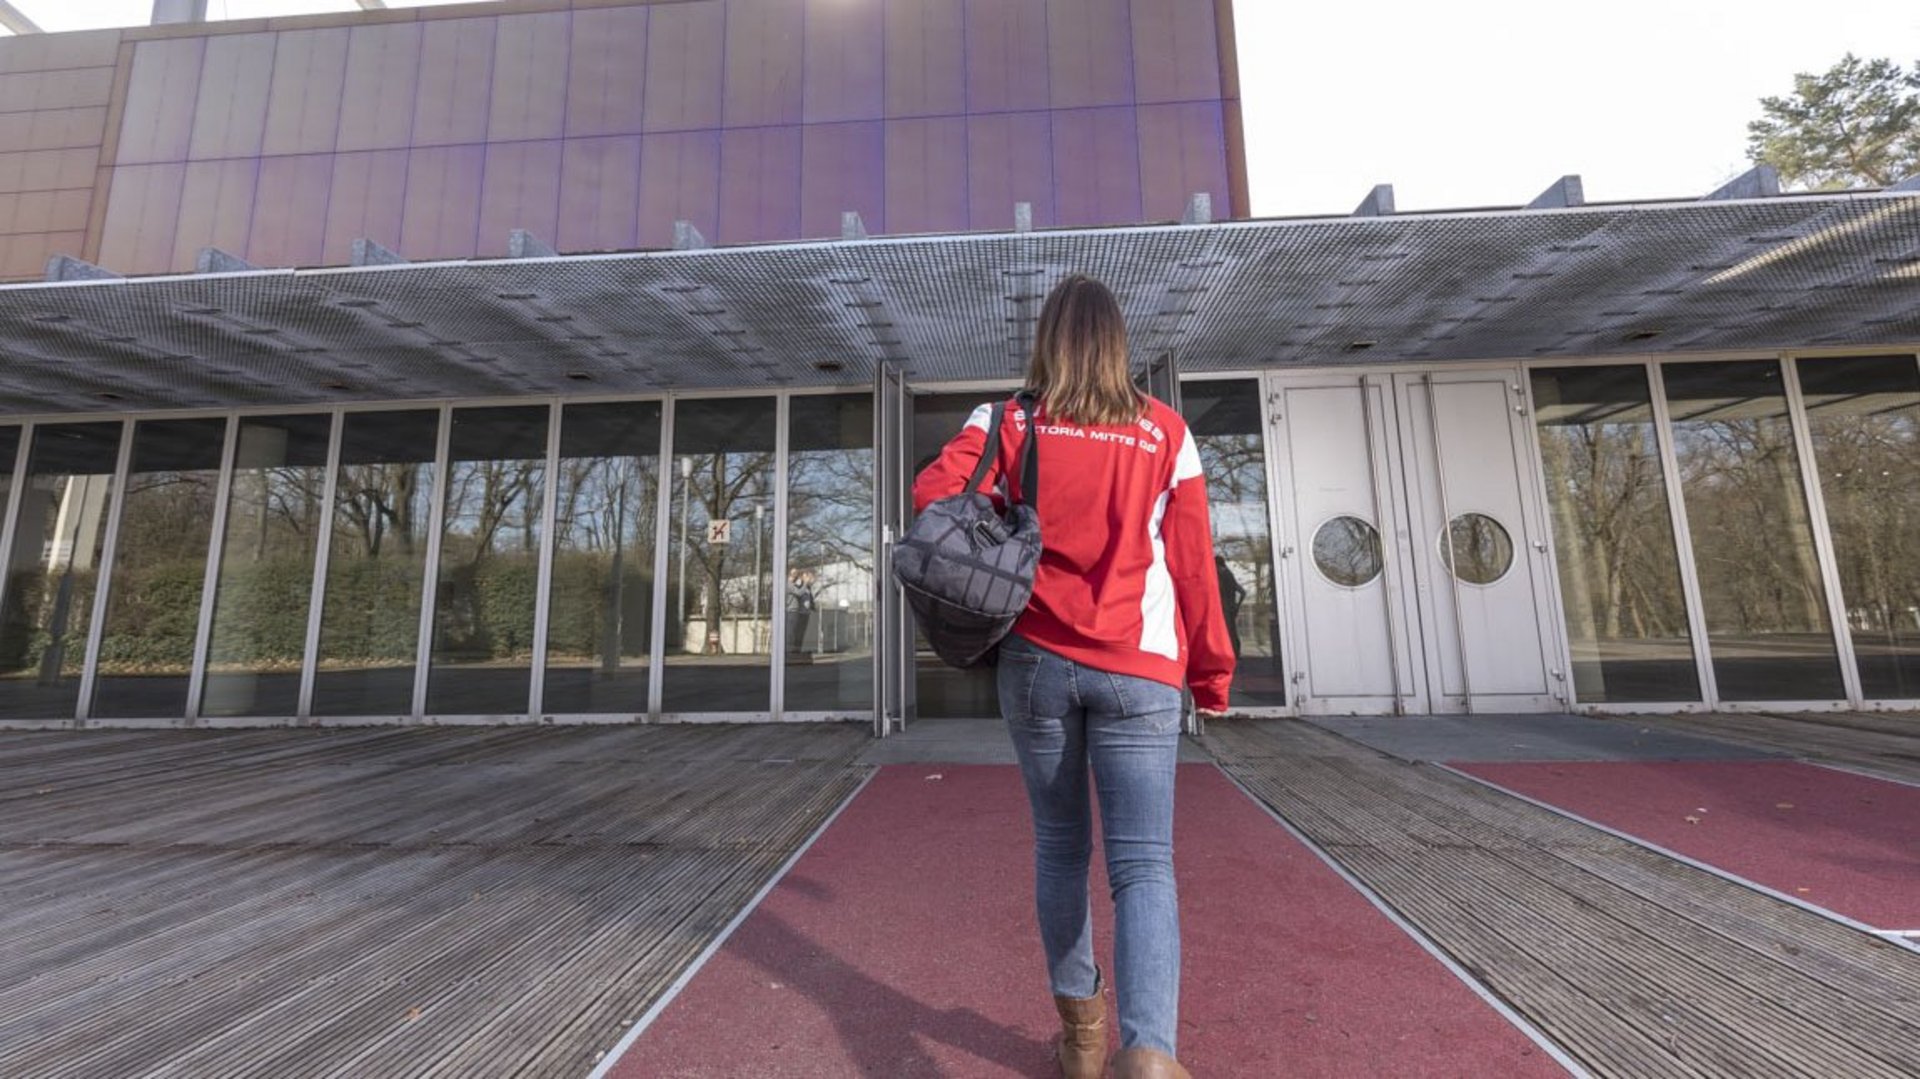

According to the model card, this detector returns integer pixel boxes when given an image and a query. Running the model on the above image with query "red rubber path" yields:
[609,764,1564,1077]
[1454,760,1920,930]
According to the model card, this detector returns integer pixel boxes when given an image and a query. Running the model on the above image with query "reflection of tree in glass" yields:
[1193,431,1275,655]
[678,451,773,653]
[1313,517,1382,586]
[436,459,543,663]
[1442,514,1512,585]
[548,454,657,667]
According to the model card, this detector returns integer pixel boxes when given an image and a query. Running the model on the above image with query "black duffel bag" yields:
[892,392,1041,668]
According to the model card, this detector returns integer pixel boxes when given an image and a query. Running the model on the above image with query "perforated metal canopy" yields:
[2,189,1917,415]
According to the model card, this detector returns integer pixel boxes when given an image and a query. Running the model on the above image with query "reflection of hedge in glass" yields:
[545,553,653,661]
[95,559,206,672]
[0,570,97,677]
[433,557,540,663]
[320,557,427,663]
[206,555,323,668]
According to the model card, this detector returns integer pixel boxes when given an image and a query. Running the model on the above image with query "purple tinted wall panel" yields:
[1137,101,1229,221]
[1050,106,1141,228]
[400,144,485,259]
[637,129,720,249]
[717,126,802,244]
[724,1,804,129]
[885,117,968,236]
[95,163,186,274]
[566,6,650,138]
[967,111,1053,230]
[411,18,496,147]
[1048,0,1134,110]
[115,39,205,165]
[262,29,350,157]
[321,148,407,264]
[642,1,724,133]
[803,0,884,124]
[188,34,275,161]
[800,121,885,239]
[884,0,965,118]
[171,158,258,269]
[486,12,570,144]
[1130,0,1222,104]
[476,139,563,256]
[966,0,1050,114]
[247,153,332,267]
[558,136,642,252]
[335,23,421,153]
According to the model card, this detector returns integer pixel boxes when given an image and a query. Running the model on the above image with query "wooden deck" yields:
[1207,720,1920,1078]
[1618,712,1920,785]
[0,724,870,1078]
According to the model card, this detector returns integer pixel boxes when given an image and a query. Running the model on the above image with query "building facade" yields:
[1,1,1917,730]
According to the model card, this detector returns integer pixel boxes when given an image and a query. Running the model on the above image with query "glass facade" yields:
[92,418,228,719]
[1798,356,1920,700]
[201,414,333,718]
[785,394,875,714]
[1530,366,1698,702]
[313,409,440,717]
[425,407,549,716]
[0,423,122,719]
[4,360,1916,724]
[542,402,662,715]
[1663,361,1845,701]
[1184,381,1287,707]
[662,397,777,714]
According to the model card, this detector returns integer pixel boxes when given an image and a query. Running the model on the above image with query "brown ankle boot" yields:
[1111,1046,1192,1079]
[1051,972,1108,1078]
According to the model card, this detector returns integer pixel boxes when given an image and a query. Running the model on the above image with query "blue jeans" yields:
[996,634,1184,1057]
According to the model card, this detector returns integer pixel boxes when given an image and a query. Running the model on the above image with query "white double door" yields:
[1268,369,1564,715]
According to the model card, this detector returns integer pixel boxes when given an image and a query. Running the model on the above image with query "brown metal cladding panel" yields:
[1212,0,1238,100]
[884,116,968,235]
[556,135,640,251]
[95,162,186,274]
[883,0,964,118]
[486,12,571,143]
[321,148,407,263]
[803,0,884,124]
[247,153,332,267]
[43,188,94,234]
[642,0,723,133]
[115,38,205,165]
[1050,106,1141,227]
[1136,100,1228,221]
[1,230,83,279]
[0,147,96,193]
[412,18,497,147]
[1129,0,1220,104]
[723,0,804,128]
[565,6,649,138]
[636,129,719,249]
[966,111,1053,229]
[717,125,802,244]
[261,28,351,157]
[0,30,121,75]
[0,69,115,114]
[171,157,259,269]
[187,34,276,161]
[476,138,563,256]
[1221,95,1246,217]
[400,144,485,259]
[966,0,1050,114]
[1048,0,1134,110]
[0,107,107,154]
[336,23,423,153]
[799,121,884,239]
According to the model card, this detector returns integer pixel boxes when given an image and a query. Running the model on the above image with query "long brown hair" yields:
[1026,274,1145,427]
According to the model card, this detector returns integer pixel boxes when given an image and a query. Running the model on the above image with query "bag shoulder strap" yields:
[963,401,1005,494]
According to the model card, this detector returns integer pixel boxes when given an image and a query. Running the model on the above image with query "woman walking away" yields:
[913,274,1235,1078]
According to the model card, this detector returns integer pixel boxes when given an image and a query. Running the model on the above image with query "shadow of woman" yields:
[733,907,1057,1077]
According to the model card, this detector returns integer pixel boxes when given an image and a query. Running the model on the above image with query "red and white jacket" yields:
[912,395,1235,713]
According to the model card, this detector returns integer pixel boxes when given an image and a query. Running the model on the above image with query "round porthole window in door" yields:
[1440,513,1513,585]
[1312,516,1384,587]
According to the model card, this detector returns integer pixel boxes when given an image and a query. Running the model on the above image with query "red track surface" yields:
[611,764,1563,1078]
[1455,761,1920,930]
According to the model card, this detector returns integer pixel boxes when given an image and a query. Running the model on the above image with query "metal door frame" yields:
[874,361,911,736]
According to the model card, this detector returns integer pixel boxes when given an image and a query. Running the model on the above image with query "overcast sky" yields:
[9,0,1919,215]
